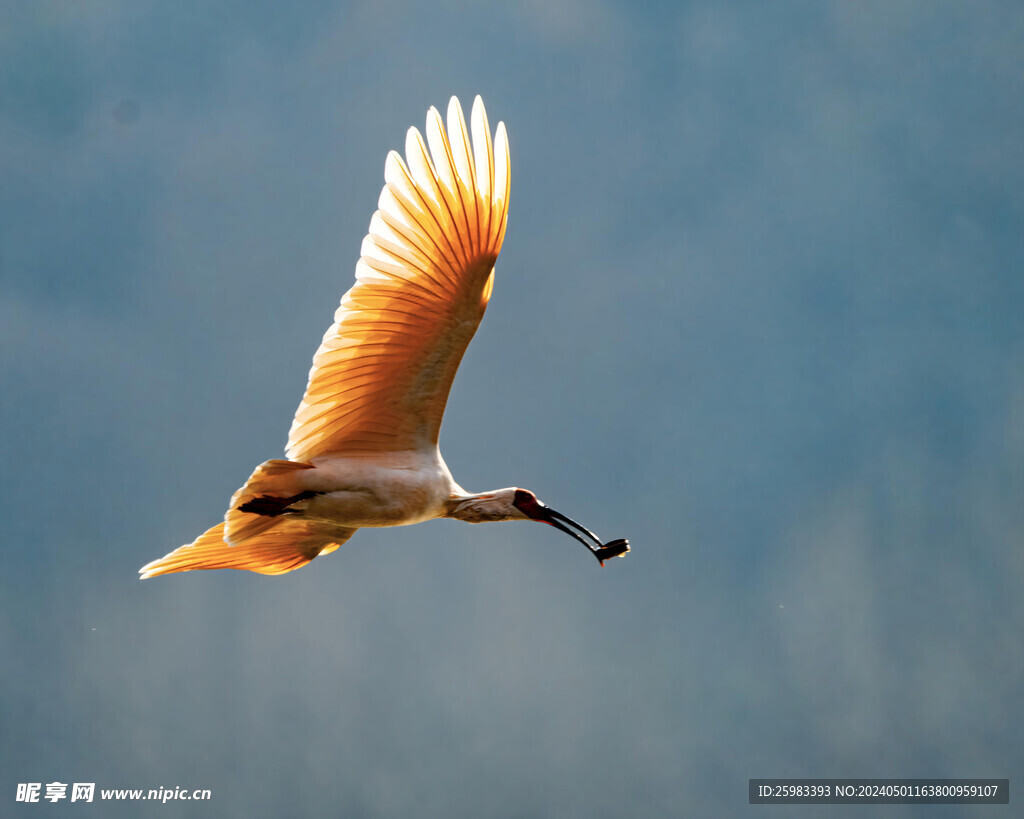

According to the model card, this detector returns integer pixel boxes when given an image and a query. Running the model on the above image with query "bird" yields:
[139,96,629,579]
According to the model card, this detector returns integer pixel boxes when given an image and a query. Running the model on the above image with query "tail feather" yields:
[139,520,355,579]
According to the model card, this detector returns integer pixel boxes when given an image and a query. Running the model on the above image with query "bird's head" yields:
[447,488,630,565]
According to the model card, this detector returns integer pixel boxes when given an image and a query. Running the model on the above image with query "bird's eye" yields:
[513,489,545,513]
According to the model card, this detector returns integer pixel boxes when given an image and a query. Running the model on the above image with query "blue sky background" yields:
[2,2,1022,817]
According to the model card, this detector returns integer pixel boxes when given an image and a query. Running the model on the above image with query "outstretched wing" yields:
[286,96,511,461]
[138,521,355,578]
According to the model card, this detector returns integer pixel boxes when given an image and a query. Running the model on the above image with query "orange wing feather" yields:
[286,97,511,461]
[138,521,354,578]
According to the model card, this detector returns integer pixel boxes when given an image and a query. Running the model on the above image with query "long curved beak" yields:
[528,504,630,566]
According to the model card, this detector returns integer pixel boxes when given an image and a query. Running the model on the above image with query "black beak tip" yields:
[595,538,630,565]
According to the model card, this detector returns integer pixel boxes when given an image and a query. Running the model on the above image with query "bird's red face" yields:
[511,489,547,520]
[512,489,630,565]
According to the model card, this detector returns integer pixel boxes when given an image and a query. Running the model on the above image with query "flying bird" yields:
[140,96,629,579]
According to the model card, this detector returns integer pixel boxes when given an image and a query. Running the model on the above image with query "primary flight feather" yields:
[140,96,628,579]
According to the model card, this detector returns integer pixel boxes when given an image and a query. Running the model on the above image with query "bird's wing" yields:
[138,520,355,577]
[286,96,510,461]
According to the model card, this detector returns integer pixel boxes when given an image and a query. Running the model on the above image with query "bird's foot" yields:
[237,491,320,517]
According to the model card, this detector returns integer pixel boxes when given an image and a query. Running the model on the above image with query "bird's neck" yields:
[444,488,521,523]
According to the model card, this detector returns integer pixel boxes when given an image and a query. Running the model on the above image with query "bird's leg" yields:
[237,491,321,517]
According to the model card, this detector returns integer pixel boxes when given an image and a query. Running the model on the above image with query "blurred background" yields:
[2,2,1021,817]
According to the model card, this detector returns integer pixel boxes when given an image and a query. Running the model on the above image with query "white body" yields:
[299,449,460,528]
